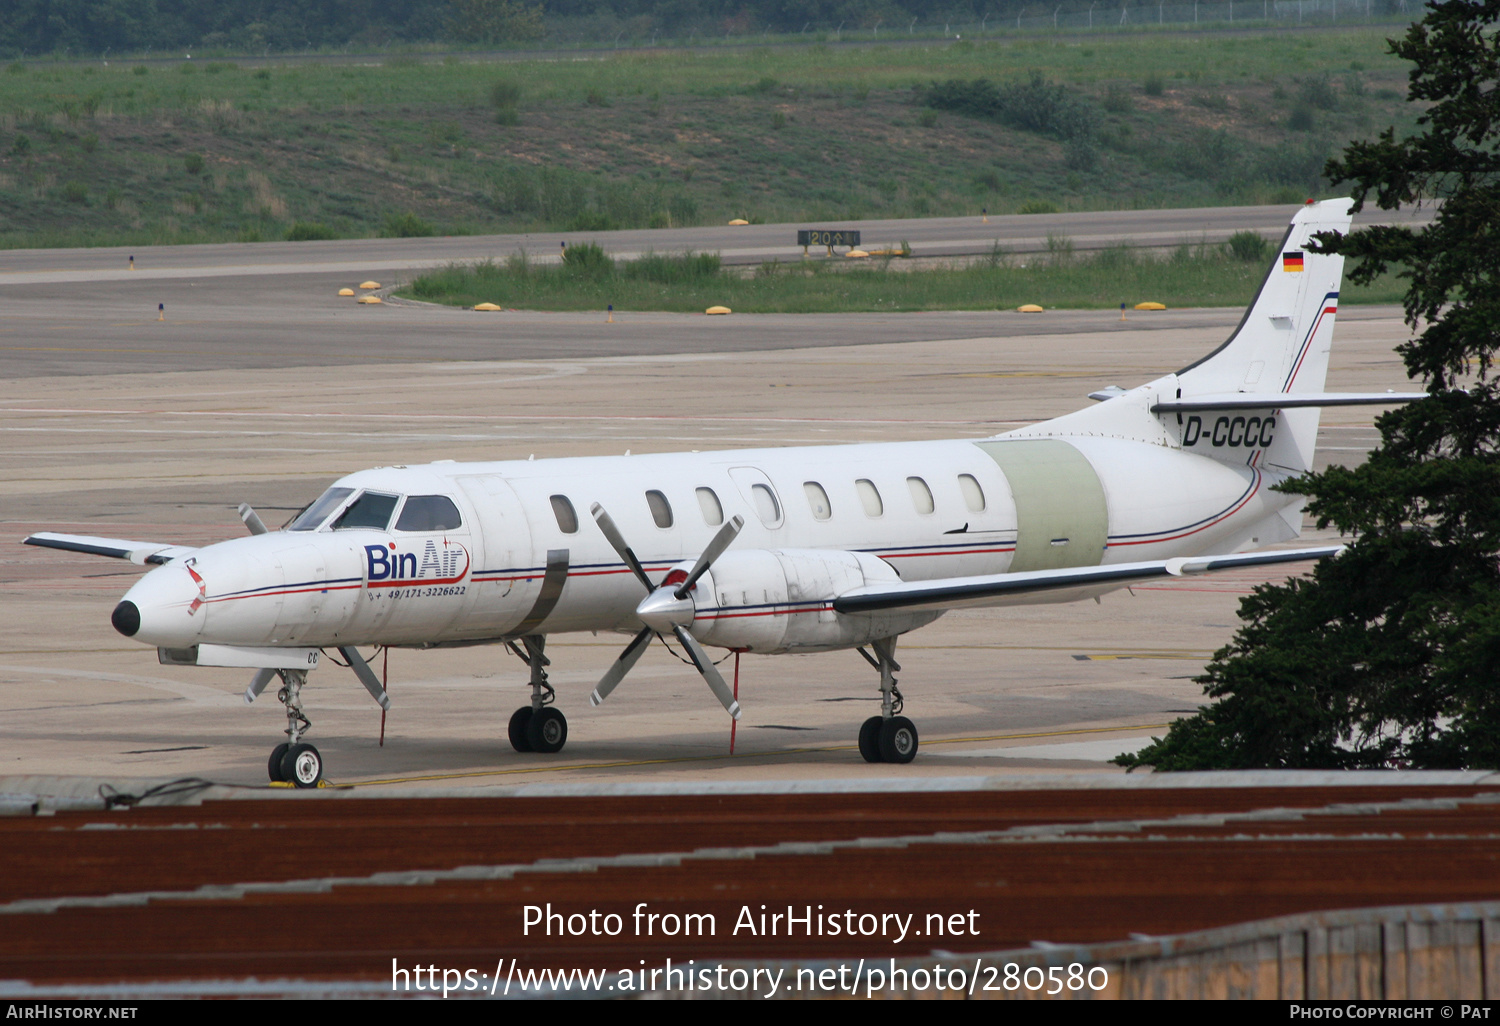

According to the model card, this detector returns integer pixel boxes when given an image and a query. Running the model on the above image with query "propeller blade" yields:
[339,645,392,711]
[589,627,655,706]
[237,503,268,536]
[673,625,741,720]
[675,514,744,599]
[590,502,654,592]
[244,667,277,704]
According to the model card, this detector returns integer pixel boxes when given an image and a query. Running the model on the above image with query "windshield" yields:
[332,491,400,531]
[286,487,354,532]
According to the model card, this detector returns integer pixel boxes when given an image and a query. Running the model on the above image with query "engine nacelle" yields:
[686,549,941,654]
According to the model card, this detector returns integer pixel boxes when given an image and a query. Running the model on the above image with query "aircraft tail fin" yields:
[1174,197,1353,473]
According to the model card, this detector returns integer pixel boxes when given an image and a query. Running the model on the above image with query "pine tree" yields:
[1120,0,1500,771]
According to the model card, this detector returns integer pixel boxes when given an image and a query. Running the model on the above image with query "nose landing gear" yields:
[265,668,324,787]
[856,638,918,764]
[506,635,568,754]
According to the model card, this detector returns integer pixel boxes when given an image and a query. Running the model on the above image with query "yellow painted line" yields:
[342,722,1172,788]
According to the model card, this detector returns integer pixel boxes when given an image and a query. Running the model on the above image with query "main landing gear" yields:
[266,668,325,788]
[856,638,918,764]
[506,635,568,755]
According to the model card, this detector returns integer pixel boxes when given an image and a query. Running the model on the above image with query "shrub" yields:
[924,74,1099,143]
[132,65,149,76]
[383,212,436,238]
[81,133,98,153]
[1288,106,1315,132]
[1143,73,1164,96]
[61,181,88,204]
[1298,73,1339,111]
[1102,84,1133,113]
[1016,199,1059,214]
[917,110,938,127]
[104,187,122,209]
[285,221,337,241]
[751,76,778,94]
[253,68,271,80]
[585,88,609,107]
[495,107,519,126]
[1225,230,1270,263]
[11,134,30,156]
[560,241,613,277]
[489,80,522,107]
[771,111,786,130]
[183,152,205,175]
[565,211,619,232]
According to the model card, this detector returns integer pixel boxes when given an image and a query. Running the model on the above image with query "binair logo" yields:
[1183,414,1276,449]
[365,540,470,586]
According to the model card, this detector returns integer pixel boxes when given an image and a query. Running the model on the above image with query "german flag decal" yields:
[1282,251,1305,272]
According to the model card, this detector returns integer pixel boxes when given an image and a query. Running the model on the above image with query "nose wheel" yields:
[265,669,325,787]
[856,640,918,764]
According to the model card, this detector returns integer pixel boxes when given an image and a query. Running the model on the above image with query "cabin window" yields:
[550,495,579,534]
[696,487,724,526]
[750,483,781,526]
[287,487,354,531]
[332,491,400,531]
[959,474,986,513]
[907,476,935,515]
[804,481,832,520]
[856,479,883,517]
[646,490,674,529]
[395,495,463,532]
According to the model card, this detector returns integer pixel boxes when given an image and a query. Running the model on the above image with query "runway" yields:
[0,203,1431,378]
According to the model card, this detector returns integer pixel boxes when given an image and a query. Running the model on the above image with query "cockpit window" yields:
[395,495,463,532]
[332,491,400,531]
[286,487,354,532]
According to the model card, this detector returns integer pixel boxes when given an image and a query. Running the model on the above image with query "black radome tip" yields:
[111,600,140,638]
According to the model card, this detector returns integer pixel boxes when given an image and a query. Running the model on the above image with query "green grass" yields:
[0,27,1424,249]
[401,245,1408,313]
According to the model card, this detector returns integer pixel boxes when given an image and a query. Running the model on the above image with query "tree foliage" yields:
[445,0,544,43]
[1120,0,1500,771]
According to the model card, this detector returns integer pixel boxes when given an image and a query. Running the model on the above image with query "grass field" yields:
[0,27,1422,248]
[401,242,1408,313]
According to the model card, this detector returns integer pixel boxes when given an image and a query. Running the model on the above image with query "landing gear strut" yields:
[506,635,568,755]
[857,638,918,764]
[266,668,324,787]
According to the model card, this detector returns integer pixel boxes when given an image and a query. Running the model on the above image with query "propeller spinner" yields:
[588,503,744,719]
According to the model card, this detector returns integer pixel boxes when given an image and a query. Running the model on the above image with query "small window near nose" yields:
[550,495,579,534]
[646,490,674,529]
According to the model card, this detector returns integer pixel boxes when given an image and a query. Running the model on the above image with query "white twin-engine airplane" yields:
[27,199,1421,787]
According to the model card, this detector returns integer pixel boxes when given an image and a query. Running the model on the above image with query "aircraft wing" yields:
[23,532,199,566]
[831,546,1343,615]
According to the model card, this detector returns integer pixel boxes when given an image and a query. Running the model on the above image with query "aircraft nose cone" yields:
[116,564,205,647]
[111,600,141,637]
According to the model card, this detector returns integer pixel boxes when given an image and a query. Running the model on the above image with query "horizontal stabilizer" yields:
[24,532,198,566]
[832,546,1343,615]
[1152,392,1425,413]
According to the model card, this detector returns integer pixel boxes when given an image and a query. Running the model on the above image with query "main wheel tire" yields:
[526,707,568,754]
[267,742,290,783]
[878,716,919,764]
[508,707,534,752]
[280,743,323,788]
[858,716,884,763]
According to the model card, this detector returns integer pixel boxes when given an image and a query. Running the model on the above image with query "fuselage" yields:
[116,429,1292,655]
